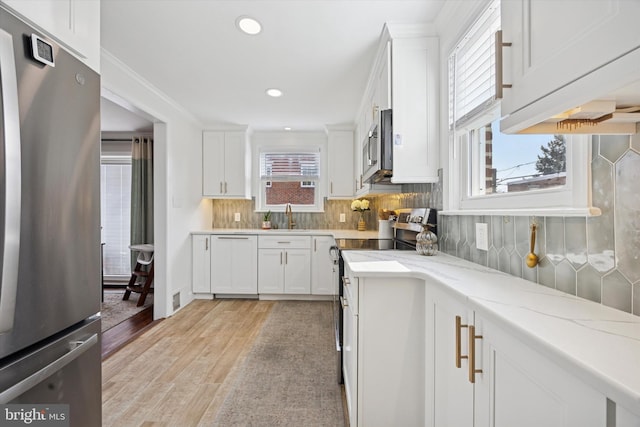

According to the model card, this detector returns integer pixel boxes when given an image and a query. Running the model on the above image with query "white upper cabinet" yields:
[355,24,440,188]
[388,27,439,183]
[202,130,251,199]
[326,129,354,199]
[500,0,640,133]
[1,0,100,71]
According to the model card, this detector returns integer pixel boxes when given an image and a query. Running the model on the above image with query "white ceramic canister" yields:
[378,219,393,239]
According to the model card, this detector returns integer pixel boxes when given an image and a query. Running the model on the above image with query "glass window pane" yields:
[265,181,315,205]
[100,163,132,276]
[472,119,567,195]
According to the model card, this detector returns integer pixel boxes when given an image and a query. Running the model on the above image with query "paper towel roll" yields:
[378,219,393,239]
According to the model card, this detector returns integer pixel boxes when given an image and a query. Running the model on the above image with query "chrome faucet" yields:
[285,203,296,229]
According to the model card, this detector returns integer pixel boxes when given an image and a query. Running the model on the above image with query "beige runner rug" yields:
[213,300,345,426]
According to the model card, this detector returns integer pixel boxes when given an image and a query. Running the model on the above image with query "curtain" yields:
[130,136,154,268]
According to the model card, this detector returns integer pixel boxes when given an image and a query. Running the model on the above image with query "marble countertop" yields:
[191,229,381,239]
[342,250,640,415]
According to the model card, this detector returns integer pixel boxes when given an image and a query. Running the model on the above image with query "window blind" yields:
[260,151,321,182]
[449,0,500,129]
[100,162,132,277]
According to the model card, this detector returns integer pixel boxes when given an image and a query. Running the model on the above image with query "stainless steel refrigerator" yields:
[0,6,101,426]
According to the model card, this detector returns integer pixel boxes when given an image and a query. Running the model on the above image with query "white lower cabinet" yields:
[427,285,607,427]
[310,236,336,295]
[191,235,211,293]
[210,235,257,294]
[342,272,358,427]
[258,235,311,294]
[343,264,425,427]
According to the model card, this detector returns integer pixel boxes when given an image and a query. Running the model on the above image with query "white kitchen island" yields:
[342,250,640,427]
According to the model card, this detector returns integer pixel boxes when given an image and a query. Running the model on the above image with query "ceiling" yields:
[100,0,446,131]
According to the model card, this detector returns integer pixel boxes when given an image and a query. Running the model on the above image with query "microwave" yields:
[362,109,393,183]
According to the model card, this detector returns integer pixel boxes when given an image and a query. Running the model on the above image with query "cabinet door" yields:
[258,249,284,293]
[2,0,100,71]
[210,236,234,293]
[202,132,226,197]
[191,235,211,293]
[429,287,474,426]
[477,315,606,427]
[222,131,247,198]
[376,42,391,111]
[231,235,257,293]
[283,249,311,294]
[211,235,257,294]
[327,131,354,199]
[501,0,640,117]
[390,36,439,183]
[429,286,607,427]
[311,236,336,295]
[342,293,358,427]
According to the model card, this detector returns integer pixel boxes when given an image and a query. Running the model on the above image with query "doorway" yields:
[100,96,155,335]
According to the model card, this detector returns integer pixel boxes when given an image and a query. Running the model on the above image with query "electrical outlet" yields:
[476,223,489,251]
[234,212,241,222]
[339,213,346,222]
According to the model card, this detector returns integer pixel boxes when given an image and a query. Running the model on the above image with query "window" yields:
[100,157,132,278]
[258,149,322,211]
[446,0,594,215]
[469,118,567,196]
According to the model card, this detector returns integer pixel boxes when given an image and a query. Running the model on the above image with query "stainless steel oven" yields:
[331,208,437,384]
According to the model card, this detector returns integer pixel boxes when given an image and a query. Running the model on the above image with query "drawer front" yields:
[258,235,311,249]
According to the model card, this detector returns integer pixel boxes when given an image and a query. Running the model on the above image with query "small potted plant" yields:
[261,210,272,229]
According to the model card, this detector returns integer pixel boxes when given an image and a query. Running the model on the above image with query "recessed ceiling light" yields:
[266,88,283,98]
[284,127,292,131]
[236,16,262,35]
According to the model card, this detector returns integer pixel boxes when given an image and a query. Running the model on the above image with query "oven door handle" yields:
[329,245,339,263]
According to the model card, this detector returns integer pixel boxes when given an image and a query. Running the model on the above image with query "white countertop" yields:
[342,250,640,415]
[191,228,381,240]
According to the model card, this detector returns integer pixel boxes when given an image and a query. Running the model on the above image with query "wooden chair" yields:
[123,245,154,307]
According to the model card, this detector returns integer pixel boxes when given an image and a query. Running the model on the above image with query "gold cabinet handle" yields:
[455,315,468,368]
[468,325,483,383]
[330,181,333,194]
[205,237,209,251]
[494,30,513,100]
[224,181,228,193]
[220,182,223,193]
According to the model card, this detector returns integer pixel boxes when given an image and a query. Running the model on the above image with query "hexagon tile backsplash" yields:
[439,133,640,317]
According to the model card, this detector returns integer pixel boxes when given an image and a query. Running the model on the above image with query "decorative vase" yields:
[357,213,366,231]
[416,225,438,256]
[261,221,271,229]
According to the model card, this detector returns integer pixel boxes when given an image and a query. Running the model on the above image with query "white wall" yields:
[101,49,210,318]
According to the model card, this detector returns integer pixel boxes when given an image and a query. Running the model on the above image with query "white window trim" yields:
[252,133,327,213]
[444,108,600,217]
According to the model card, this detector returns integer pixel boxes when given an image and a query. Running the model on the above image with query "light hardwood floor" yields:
[102,299,275,426]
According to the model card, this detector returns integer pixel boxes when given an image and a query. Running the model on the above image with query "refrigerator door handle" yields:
[0,29,22,334]
[0,333,98,404]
